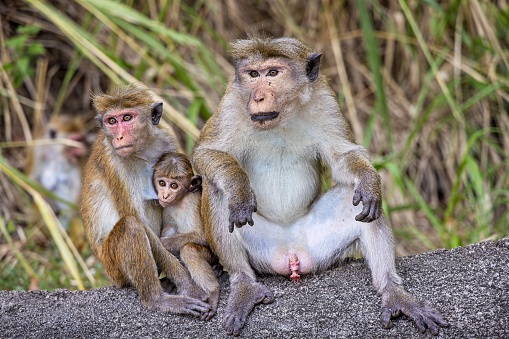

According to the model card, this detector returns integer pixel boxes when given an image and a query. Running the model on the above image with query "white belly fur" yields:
[237,185,364,276]
[246,152,321,225]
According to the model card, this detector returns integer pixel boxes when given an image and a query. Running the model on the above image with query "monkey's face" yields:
[154,175,189,207]
[237,58,305,130]
[103,109,146,157]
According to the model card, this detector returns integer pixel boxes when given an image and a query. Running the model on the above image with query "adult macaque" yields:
[81,85,210,317]
[192,37,447,336]
[152,152,220,320]
[26,115,87,226]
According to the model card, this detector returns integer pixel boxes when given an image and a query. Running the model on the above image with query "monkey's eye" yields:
[108,117,117,125]
[249,70,259,78]
[267,70,279,76]
[123,115,132,122]
[49,129,57,139]
[158,180,166,187]
[170,183,178,189]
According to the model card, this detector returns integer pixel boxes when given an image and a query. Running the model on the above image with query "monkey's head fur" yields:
[153,152,193,180]
[228,36,322,130]
[92,85,154,114]
[91,84,164,157]
[229,36,312,62]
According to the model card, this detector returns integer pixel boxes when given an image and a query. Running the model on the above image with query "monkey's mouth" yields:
[250,111,279,122]
[115,144,134,150]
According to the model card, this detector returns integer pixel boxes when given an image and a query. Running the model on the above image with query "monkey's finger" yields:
[380,308,394,329]
[186,309,201,317]
[366,202,378,222]
[425,320,440,336]
[413,316,427,334]
[229,222,235,233]
[200,309,215,321]
[238,216,247,227]
[247,217,254,226]
[233,314,247,337]
[427,308,448,327]
[355,203,371,222]
[374,204,381,220]
[353,191,362,206]
[224,314,235,335]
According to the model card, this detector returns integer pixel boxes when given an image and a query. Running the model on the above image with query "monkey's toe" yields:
[381,290,448,336]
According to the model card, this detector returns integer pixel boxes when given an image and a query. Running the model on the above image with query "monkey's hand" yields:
[227,188,257,233]
[381,287,448,335]
[352,171,382,222]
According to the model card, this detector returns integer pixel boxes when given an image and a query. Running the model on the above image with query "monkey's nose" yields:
[253,90,265,103]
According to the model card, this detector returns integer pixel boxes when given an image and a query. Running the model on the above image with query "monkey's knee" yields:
[102,215,160,287]
[181,243,214,264]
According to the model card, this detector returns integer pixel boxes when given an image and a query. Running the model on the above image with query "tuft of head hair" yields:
[229,35,312,62]
[153,152,193,179]
[92,84,154,113]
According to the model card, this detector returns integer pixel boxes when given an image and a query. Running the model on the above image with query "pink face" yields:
[154,176,187,208]
[103,109,141,157]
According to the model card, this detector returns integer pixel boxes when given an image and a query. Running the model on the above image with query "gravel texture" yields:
[1,237,508,338]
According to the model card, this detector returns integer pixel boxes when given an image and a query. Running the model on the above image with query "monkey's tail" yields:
[181,244,219,295]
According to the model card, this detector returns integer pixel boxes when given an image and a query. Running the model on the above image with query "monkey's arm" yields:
[192,148,257,232]
[321,143,382,223]
[161,231,208,252]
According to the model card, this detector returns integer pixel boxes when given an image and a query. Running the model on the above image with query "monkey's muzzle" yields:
[250,111,279,122]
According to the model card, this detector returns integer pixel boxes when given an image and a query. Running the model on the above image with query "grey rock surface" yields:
[1,237,508,338]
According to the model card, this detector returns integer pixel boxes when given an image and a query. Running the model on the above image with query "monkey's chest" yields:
[245,155,321,225]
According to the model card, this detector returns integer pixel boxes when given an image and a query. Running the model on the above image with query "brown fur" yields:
[81,86,211,318]
[230,36,311,61]
[153,152,193,180]
[92,84,154,113]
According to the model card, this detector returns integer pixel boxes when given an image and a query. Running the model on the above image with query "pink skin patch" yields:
[289,254,300,282]
[103,110,139,155]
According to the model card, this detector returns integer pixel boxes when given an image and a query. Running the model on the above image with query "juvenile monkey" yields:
[152,152,220,320]
[81,85,211,318]
[192,37,447,336]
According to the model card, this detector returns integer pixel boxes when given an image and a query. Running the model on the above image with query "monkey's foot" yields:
[145,292,211,317]
[381,287,448,335]
[177,279,209,303]
[289,254,300,282]
[211,259,224,278]
[224,274,274,336]
[159,277,176,293]
[200,289,219,321]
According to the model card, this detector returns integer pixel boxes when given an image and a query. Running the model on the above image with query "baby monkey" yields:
[152,152,220,320]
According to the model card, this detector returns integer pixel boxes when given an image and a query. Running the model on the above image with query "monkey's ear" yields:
[151,102,163,125]
[94,114,103,127]
[189,175,202,193]
[306,53,322,82]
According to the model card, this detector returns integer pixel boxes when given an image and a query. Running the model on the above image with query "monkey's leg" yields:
[202,187,274,336]
[180,243,220,321]
[144,222,211,306]
[102,215,210,317]
[361,216,448,335]
[302,185,447,334]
